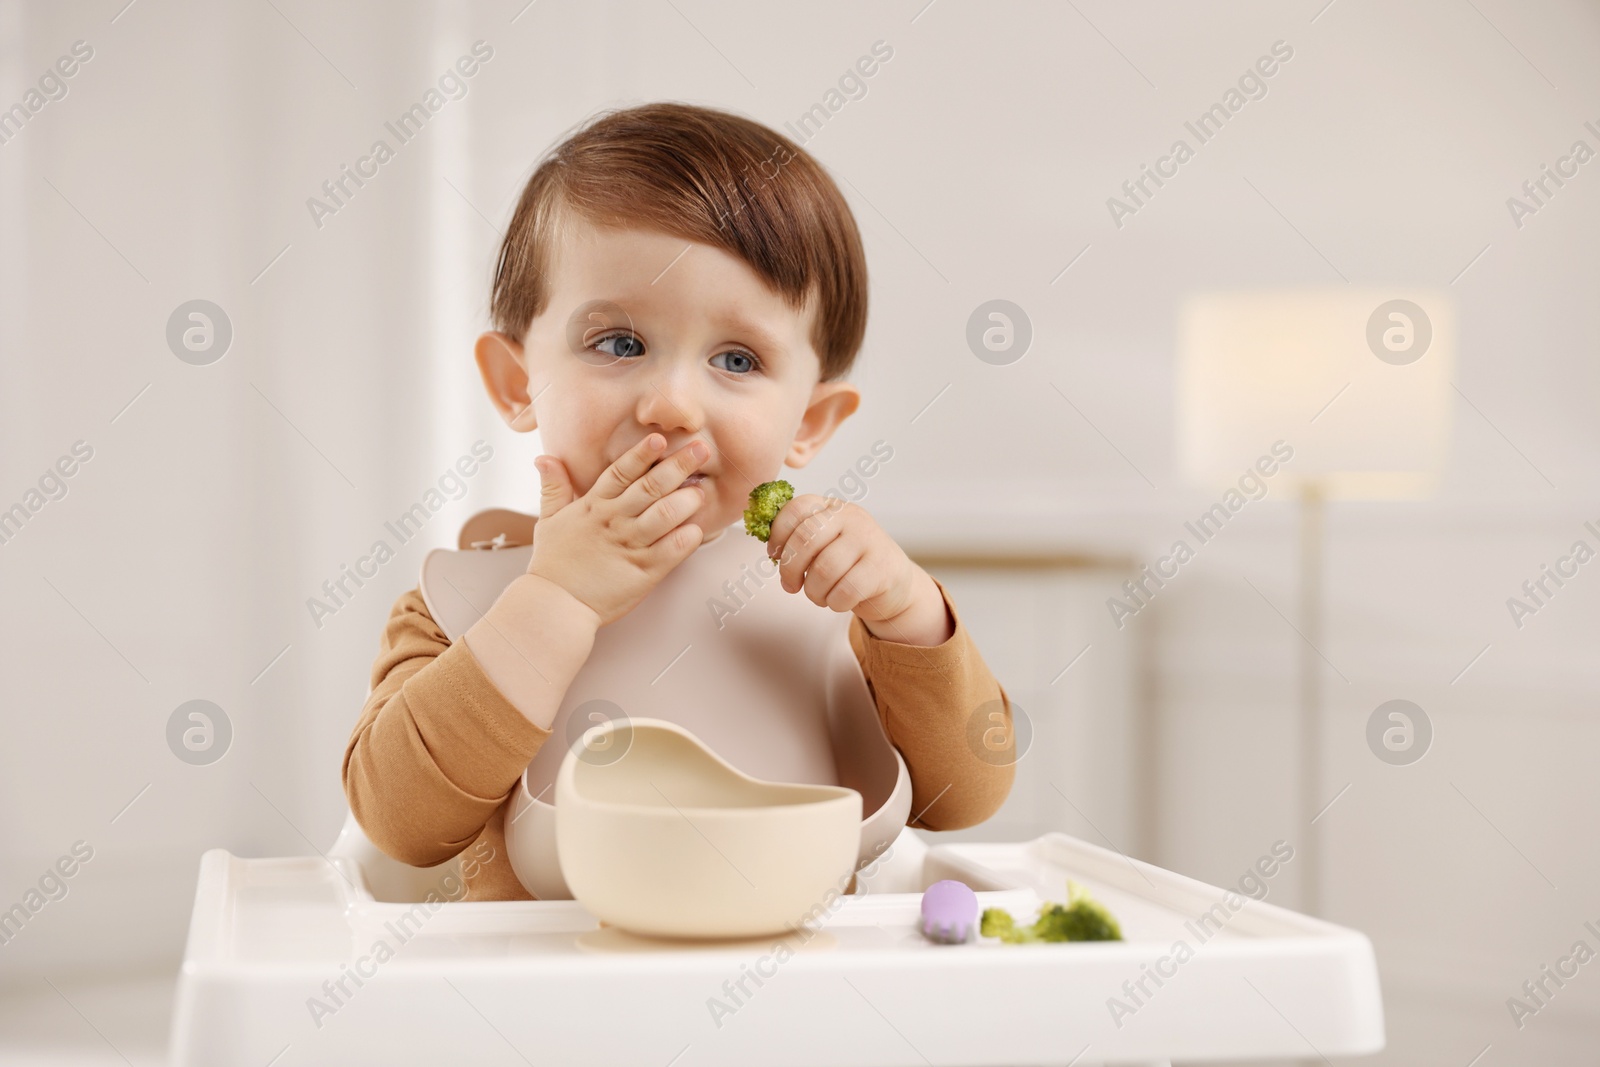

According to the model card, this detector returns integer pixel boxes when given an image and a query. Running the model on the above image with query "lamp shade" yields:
[1177,288,1453,499]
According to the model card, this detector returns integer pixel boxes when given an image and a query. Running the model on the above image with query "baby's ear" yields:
[475,331,537,431]
[786,379,861,468]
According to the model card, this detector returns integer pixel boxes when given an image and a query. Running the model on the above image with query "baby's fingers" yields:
[536,455,574,519]
[591,433,665,500]
[773,500,848,593]
[630,439,708,506]
[645,515,704,562]
[634,483,705,546]
[804,538,867,610]
[765,493,844,562]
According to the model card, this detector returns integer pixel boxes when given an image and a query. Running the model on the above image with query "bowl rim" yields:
[557,717,866,819]
[560,787,863,819]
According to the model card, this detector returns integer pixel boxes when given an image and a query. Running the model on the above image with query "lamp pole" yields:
[1298,481,1324,917]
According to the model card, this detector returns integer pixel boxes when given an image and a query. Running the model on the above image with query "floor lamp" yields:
[1176,288,1453,917]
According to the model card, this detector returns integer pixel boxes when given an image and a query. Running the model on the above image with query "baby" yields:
[344,102,1015,901]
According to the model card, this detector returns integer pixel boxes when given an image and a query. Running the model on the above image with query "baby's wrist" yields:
[514,571,602,634]
[861,568,952,647]
[463,572,599,732]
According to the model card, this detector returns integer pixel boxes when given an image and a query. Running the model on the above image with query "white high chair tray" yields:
[170,832,1383,1066]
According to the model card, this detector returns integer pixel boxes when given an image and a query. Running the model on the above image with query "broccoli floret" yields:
[743,480,795,542]
[1037,880,1123,941]
[978,906,1012,938]
[980,906,1039,943]
[979,880,1123,944]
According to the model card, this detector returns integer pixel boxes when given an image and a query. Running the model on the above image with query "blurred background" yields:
[2,0,1597,1063]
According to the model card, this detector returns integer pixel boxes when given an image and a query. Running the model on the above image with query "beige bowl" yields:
[555,717,863,939]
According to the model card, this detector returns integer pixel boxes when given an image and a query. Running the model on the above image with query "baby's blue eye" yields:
[589,333,759,373]
[713,350,759,374]
[592,332,645,359]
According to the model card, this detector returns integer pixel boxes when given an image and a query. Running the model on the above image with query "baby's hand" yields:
[764,495,944,642]
[524,434,708,628]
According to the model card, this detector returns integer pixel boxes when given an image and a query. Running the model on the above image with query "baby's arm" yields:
[342,576,597,867]
[847,575,1016,831]
[346,434,707,867]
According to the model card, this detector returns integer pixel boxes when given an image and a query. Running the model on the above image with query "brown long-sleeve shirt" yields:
[343,522,1015,901]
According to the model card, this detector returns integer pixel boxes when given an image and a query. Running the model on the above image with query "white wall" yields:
[2,1,1598,1063]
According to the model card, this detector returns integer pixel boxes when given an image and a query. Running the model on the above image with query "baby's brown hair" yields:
[490,102,868,382]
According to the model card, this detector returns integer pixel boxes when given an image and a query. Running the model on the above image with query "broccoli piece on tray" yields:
[979,906,1037,943]
[743,480,794,542]
[980,880,1123,944]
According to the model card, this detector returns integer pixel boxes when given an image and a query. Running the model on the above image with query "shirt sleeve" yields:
[847,576,1016,832]
[342,587,553,867]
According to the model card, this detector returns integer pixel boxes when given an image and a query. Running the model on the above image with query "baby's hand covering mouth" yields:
[743,480,794,542]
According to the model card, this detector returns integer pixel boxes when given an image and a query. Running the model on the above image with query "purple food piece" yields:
[920,879,978,945]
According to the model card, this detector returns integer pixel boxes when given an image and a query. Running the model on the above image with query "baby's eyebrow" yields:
[564,299,634,347]
[709,310,785,356]
[568,298,631,327]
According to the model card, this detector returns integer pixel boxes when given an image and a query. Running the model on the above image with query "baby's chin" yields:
[690,500,738,542]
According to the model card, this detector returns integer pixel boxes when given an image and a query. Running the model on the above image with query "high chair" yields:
[169,514,1383,1063]
[169,812,1383,1065]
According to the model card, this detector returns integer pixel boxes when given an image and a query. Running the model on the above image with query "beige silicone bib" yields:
[418,512,912,899]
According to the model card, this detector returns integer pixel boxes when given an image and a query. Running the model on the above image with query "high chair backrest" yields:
[328,808,462,903]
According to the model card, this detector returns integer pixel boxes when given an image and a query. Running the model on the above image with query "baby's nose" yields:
[636,367,704,432]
